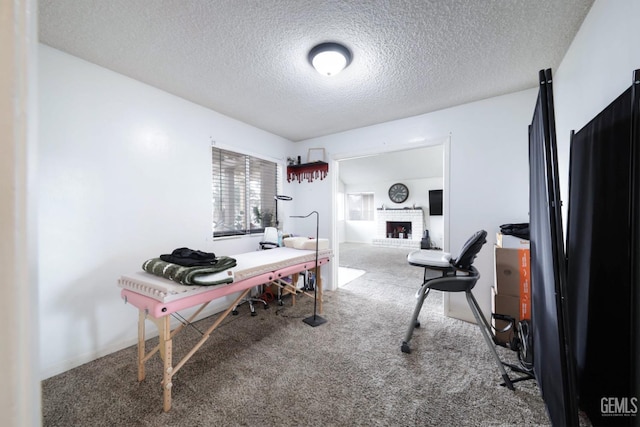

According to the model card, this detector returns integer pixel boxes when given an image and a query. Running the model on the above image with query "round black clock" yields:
[388,183,409,203]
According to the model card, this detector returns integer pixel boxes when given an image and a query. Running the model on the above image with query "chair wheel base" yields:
[401,342,411,354]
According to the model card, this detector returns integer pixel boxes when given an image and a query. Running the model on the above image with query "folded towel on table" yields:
[160,247,217,267]
[142,256,236,286]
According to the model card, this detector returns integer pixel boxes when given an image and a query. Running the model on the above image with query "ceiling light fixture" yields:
[308,42,352,77]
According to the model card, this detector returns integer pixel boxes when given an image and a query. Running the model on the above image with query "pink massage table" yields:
[118,246,332,412]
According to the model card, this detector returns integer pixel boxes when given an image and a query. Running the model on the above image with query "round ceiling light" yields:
[308,42,352,76]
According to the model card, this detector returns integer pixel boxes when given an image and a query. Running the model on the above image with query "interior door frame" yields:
[330,135,451,290]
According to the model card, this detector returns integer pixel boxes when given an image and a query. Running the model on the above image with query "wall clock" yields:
[388,183,409,203]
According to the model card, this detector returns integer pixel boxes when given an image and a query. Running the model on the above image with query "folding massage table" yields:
[118,245,332,412]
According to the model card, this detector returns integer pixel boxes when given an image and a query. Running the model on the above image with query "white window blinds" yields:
[347,193,375,221]
[212,148,279,237]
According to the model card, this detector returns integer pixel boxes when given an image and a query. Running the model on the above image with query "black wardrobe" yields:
[566,70,640,426]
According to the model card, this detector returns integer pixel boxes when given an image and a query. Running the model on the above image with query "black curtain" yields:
[567,73,639,426]
[529,69,579,427]
[633,71,640,427]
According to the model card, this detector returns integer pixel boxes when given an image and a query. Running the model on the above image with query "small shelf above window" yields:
[287,161,329,183]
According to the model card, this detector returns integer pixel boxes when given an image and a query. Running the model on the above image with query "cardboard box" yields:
[496,232,530,249]
[494,246,531,320]
[491,287,519,345]
[494,247,521,296]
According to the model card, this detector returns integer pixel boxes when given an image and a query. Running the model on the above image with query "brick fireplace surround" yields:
[372,208,424,249]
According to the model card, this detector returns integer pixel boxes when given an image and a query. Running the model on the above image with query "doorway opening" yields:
[332,138,450,288]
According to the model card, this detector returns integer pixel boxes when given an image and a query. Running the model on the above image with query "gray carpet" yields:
[42,243,551,426]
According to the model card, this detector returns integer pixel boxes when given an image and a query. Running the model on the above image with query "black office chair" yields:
[401,230,515,390]
[232,227,279,316]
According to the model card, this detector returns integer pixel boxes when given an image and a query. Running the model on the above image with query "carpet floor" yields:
[42,243,552,426]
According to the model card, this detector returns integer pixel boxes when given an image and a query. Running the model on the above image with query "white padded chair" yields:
[259,226,279,250]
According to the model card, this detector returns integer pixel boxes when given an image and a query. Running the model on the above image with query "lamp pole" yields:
[290,210,327,327]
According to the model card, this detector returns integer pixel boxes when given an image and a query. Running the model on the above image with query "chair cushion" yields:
[407,250,452,268]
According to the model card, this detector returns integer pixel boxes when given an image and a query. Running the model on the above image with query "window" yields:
[347,193,374,221]
[212,148,279,237]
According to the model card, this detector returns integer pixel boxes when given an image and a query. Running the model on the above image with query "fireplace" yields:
[386,221,412,239]
[373,208,424,248]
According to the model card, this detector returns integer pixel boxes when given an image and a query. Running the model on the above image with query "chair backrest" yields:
[451,230,487,270]
[262,227,279,245]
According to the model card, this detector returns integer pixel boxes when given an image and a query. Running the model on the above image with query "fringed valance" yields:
[287,161,329,183]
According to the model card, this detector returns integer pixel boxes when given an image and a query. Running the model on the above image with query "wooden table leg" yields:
[161,315,173,412]
[291,272,298,305]
[139,312,174,411]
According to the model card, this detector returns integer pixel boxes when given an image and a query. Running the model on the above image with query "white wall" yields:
[554,0,640,224]
[2,0,40,424]
[38,45,294,378]
[336,178,346,244]
[293,90,536,322]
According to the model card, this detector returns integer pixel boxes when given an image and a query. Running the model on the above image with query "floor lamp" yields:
[290,210,327,327]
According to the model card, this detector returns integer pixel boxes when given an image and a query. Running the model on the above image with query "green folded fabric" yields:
[142,256,236,286]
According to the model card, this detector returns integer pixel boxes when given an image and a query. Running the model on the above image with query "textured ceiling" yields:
[38,0,594,142]
[339,145,444,185]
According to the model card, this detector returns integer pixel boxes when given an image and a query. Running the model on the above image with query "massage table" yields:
[118,246,332,412]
